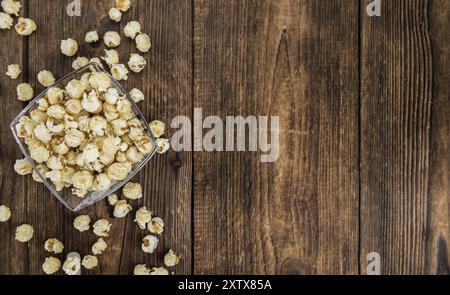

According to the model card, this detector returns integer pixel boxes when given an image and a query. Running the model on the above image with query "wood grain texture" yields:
[359,0,433,274]
[193,0,360,274]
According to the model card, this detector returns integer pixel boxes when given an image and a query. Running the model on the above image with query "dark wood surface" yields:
[0,0,449,275]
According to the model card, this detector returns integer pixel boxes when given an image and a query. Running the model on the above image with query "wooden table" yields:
[0,0,449,275]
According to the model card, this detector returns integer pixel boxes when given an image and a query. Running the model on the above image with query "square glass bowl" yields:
[10,62,157,212]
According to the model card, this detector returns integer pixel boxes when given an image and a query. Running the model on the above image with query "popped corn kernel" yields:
[142,235,158,253]
[148,217,164,235]
[156,138,170,154]
[135,33,151,53]
[82,255,98,270]
[46,87,64,105]
[6,64,21,79]
[104,31,121,48]
[61,38,79,57]
[107,162,130,181]
[47,105,66,120]
[108,7,122,22]
[42,257,61,275]
[105,88,120,105]
[15,17,36,36]
[126,146,143,164]
[72,56,90,70]
[89,72,111,92]
[92,173,112,191]
[65,99,83,115]
[44,238,64,254]
[82,143,100,164]
[134,264,151,275]
[32,164,49,183]
[0,205,11,222]
[164,250,181,267]
[111,118,129,136]
[102,136,121,156]
[17,83,34,101]
[92,238,108,255]
[116,0,131,12]
[37,70,56,87]
[46,156,63,170]
[93,219,112,237]
[63,256,81,275]
[72,188,88,198]
[82,91,103,113]
[102,49,119,67]
[30,143,50,163]
[111,63,129,81]
[85,30,99,43]
[128,53,146,73]
[34,124,52,143]
[124,21,141,39]
[73,215,91,232]
[66,79,86,99]
[113,200,132,218]
[0,12,13,29]
[149,120,165,138]
[72,171,94,190]
[1,0,21,16]
[15,224,34,242]
[134,135,155,154]
[134,206,152,229]
[150,267,169,275]
[30,109,48,123]
[14,158,33,176]
[129,88,144,103]
[123,182,142,200]
[90,115,108,136]
[65,129,85,148]
[108,194,118,206]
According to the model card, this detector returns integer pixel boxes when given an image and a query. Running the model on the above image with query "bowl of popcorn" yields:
[11,62,158,212]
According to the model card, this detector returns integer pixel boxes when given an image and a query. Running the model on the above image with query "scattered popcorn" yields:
[164,249,181,267]
[116,0,131,12]
[72,57,90,70]
[108,193,118,206]
[17,83,34,101]
[93,218,112,237]
[129,88,144,103]
[37,70,56,87]
[113,199,132,218]
[1,0,21,16]
[62,256,81,275]
[92,238,107,255]
[124,21,141,39]
[82,255,98,270]
[15,224,34,242]
[44,238,64,254]
[108,7,122,22]
[0,205,11,222]
[156,138,170,154]
[134,206,152,229]
[85,30,99,43]
[42,257,61,275]
[111,63,129,81]
[14,158,33,175]
[141,235,158,253]
[0,12,13,30]
[128,53,146,73]
[150,267,169,275]
[149,120,165,138]
[6,64,21,79]
[135,33,151,53]
[123,182,142,200]
[148,217,164,234]
[73,215,91,232]
[104,31,121,48]
[102,49,119,67]
[134,264,151,275]
[15,17,36,36]
[60,38,78,57]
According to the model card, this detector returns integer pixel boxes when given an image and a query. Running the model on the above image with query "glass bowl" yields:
[10,62,157,212]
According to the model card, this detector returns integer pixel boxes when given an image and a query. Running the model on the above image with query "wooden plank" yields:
[359,0,433,274]
[193,0,360,274]
[426,0,450,275]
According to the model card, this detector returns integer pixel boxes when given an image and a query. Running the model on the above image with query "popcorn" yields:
[0,205,11,222]
[17,83,34,101]
[104,31,121,48]
[90,115,107,136]
[128,53,146,73]
[93,219,112,237]
[116,0,131,12]
[83,144,100,163]
[6,64,21,79]
[149,120,165,138]
[46,87,64,105]
[85,30,99,43]
[126,146,143,164]
[134,264,151,275]
[30,109,48,123]
[47,105,66,120]
[66,79,86,99]
[30,142,50,163]
[156,138,170,154]
[92,238,107,255]
[111,63,129,81]
[135,33,151,53]
[92,173,111,191]
[15,17,36,36]
[108,7,122,22]
[142,235,158,253]
[89,72,111,92]
[124,21,141,39]
[34,124,52,143]
[44,238,64,254]
[148,217,164,234]
[60,38,79,57]
[0,12,13,29]
[72,56,90,70]
[102,49,119,67]
[107,162,130,181]
[123,182,142,200]
[111,118,129,136]
[1,0,21,16]
[73,215,91,232]
[37,70,56,87]
[42,257,61,274]
[82,255,98,270]
[129,88,144,103]
[65,129,85,148]
[108,194,118,206]
[14,158,33,175]
[164,250,181,267]
[32,164,49,183]
[62,256,81,275]
[134,135,155,154]
[72,171,94,191]
[65,99,83,115]
[82,91,103,113]
[134,206,152,229]
[15,224,34,242]
[102,136,121,156]
[113,200,132,218]
[150,267,169,275]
